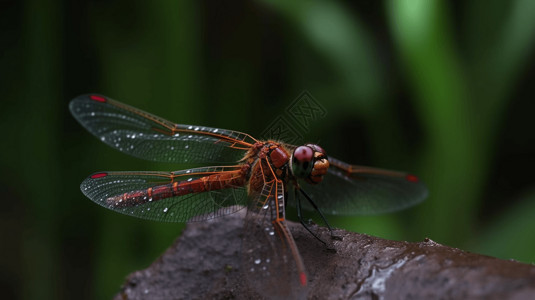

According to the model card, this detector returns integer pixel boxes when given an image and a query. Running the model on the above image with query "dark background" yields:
[2,0,535,299]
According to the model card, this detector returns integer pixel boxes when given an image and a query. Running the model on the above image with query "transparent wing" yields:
[294,157,428,215]
[69,94,258,164]
[242,179,308,299]
[80,166,248,222]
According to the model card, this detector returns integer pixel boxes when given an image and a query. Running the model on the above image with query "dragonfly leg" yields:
[295,189,329,246]
[299,189,342,242]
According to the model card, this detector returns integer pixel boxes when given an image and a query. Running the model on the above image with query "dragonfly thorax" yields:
[291,144,329,184]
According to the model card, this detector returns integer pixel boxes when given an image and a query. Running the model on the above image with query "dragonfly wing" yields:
[294,157,428,215]
[70,94,258,164]
[80,166,248,222]
[242,179,308,299]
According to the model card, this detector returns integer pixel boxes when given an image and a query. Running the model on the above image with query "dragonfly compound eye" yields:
[292,146,314,178]
[306,143,326,156]
[292,145,329,184]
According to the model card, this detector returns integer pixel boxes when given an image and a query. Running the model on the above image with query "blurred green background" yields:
[2,0,535,299]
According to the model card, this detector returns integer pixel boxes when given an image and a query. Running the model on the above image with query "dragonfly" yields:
[70,94,427,299]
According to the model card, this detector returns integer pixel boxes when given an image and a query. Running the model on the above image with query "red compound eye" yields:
[306,144,326,156]
[293,146,314,163]
[292,146,315,178]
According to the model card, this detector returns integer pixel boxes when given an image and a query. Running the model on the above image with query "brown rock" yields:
[114,210,535,300]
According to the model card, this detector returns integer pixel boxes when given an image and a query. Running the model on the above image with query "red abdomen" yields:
[106,171,246,207]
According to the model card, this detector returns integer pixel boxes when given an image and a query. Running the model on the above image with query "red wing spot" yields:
[89,95,107,103]
[90,172,108,179]
[299,272,307,286]
[405,174,419,183]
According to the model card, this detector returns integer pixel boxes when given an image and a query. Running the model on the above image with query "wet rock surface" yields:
[114,210,535,300]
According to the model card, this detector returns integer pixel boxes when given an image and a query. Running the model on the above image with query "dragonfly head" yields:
[291,144,329,184]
